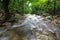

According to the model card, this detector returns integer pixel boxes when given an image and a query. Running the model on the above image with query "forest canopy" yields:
[0,0,60,15]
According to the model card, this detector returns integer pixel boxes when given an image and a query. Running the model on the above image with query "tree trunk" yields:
[3,0,11,23]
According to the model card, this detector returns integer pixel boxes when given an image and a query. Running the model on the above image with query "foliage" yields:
[0,0,60,16]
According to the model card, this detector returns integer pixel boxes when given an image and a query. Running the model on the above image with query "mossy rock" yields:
[36,35,49,40]
[41,30,57,40]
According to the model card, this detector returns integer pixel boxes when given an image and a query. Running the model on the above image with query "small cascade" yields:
[12,14,60,33]
[11,14,60,40]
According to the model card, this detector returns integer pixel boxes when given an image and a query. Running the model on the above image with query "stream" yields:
[0,14,60,40]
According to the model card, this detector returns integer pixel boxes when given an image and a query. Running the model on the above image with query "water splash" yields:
[12,14,60,33]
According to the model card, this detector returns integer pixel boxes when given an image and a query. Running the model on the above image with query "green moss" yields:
[38,35,48,40]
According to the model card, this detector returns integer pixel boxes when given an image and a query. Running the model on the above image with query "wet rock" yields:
[0,37,10,40]
[42,30,57,40]
[55,32,60,40]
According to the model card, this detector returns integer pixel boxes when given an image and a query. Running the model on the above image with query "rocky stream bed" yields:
[0,14,60,40]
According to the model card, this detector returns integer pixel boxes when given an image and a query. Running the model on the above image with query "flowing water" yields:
[12,14,60,32]
[0,14,60,40]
